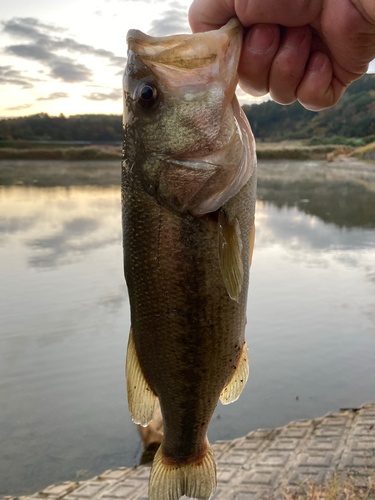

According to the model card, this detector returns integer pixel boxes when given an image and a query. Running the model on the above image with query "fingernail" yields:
[307,51,327,72]
[248,25,275,53]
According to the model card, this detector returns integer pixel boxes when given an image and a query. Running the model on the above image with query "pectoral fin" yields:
[220,342,249,405]
[126,328,158,427]
[218,209,243,302]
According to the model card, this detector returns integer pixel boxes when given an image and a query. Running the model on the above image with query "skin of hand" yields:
[189,0,375,110]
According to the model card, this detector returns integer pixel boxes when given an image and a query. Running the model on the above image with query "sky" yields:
[1,0,374,119]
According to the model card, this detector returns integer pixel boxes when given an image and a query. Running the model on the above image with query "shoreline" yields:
[1,142,374,162]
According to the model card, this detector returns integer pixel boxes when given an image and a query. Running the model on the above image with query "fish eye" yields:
[137,83,158,109]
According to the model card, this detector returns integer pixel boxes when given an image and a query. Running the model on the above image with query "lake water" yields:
[0,159,375,495]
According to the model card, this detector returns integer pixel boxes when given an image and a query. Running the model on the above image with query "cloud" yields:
[36,92,69,101]
[148,2,190,36]
[4,103,33,111]
[0,65,40,89]
[4,43,94,83]
[2,17,127,85]
[2,17,66,40]
[50,60,93,83]
[6,43,52,61]
[84,90,121,101]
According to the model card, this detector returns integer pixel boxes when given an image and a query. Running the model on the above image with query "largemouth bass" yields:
[122,18,256,500]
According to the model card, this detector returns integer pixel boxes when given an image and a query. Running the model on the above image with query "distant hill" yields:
[243,74,375,141]
[0,74,374,144]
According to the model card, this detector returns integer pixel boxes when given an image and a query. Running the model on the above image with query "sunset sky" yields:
[1,0,374,119]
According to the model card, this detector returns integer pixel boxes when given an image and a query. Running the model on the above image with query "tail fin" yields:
[149,443,216,500]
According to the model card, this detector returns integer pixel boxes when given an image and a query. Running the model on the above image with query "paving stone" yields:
[256,452,290,468]
[98,481,146,499]
[248,429,275,439]
[234,439,265,452]
[241,468,281,487]
[40,482,80,498]
[314,427,345,438]
[209,488,228,500]
[217,467,240,484]
[218,451,250,466]
[279,427,308,439]
[306,438,341,452]
[287,420,313,428]
[297,453,334,468]
[127,468,150,481]
[228,490,263,500]
[353,427,375,438]
[288,469,328,486]
[269,439,300,451]
[350,440,375,451]
[65,482,112,498]
[321,416,351,427]
[339,453,375,469]
[97,469,132,481]
[355,419,375,428]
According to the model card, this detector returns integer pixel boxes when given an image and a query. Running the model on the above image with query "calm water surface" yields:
[0,159,374,495]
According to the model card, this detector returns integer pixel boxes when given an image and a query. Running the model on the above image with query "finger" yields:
[188,0,234,32]
[238,24,280,96]
[189,0,322,33]
[268,26,312,104]
[321,0,375,76]
[296,52,345,110]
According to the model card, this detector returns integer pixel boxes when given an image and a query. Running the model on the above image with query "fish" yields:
[122,18,257,500]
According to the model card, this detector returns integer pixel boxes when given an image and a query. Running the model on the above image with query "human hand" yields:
[189,0,375,110]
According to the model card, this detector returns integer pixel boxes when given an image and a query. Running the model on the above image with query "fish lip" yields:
[126,17,241,52]
[126,18,242,77]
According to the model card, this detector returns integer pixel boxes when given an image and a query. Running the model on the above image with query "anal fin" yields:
[218,209,244,303]
[220,342,249,405]
[126,328,157,427]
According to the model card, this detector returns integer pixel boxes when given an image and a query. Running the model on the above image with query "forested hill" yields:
[243,74,375,141]
[0,113,123,143]
[0,74,374,143]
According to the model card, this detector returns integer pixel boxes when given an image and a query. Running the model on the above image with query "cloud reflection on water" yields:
[0,185,121,269]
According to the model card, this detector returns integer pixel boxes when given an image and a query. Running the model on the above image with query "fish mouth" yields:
[127,18,243,101]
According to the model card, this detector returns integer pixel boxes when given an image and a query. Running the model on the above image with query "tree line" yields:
[0,74,374,144]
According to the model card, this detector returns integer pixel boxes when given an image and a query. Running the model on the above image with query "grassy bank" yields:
[0,142,342,161]
[0,145,120,161]
[1,140,374,161]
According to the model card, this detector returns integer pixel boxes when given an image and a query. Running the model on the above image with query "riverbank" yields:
[1,141,374,162]
[2,403,374,500]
